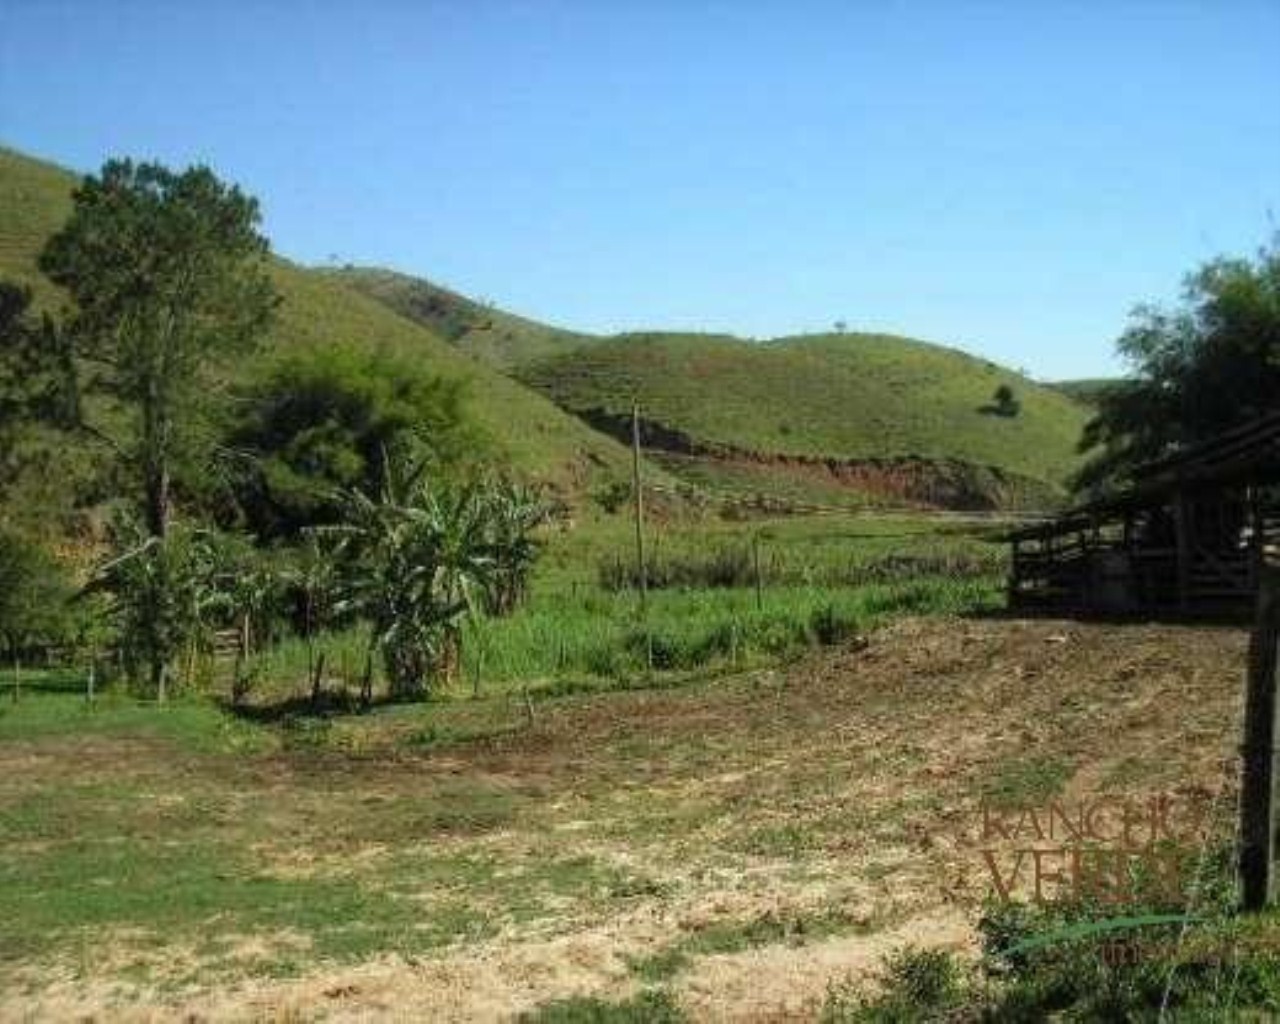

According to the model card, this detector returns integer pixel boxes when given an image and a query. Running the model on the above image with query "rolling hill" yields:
[329,266,596,370]
[520,332,1091,509]
[1048,377,1124,408]
[0,146,645,522]
[336,268,1092,510]
[3,144,1091,516]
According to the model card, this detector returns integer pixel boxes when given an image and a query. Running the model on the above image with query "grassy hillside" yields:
[330,265,596,370]
[0,146,643,506]
[338,265,1090,509]
[1048,377,1124,408]
[522,331,1091,505]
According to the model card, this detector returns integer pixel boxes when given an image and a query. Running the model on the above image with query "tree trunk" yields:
[153,659,167,703]
[144,455,170,540]
[142,372,171,539]
[361,646,375,708]
[310,651,326,707]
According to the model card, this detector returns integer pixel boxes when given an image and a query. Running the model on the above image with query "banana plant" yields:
[85,515,222,700]
[324,464,495,700]
[481,478,549,616]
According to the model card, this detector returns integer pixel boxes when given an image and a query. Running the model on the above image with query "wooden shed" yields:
[1008,411,1280,617]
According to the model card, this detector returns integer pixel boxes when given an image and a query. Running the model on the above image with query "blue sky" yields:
[3,1,1278,380]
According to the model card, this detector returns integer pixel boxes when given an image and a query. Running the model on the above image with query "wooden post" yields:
[1175,493,1192,612]
[11,653,18,703]
[752,534,763,612]
[310,651,327,707]
[1241,563,1280,911]
[631,401,652,672]
[86,657,95,705]
[1249,486,1264,590]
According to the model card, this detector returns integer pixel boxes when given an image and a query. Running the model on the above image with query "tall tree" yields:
[1076,239,1280,494]
[38,159,277,537]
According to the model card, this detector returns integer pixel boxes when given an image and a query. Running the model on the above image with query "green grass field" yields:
[227,512,1004,706]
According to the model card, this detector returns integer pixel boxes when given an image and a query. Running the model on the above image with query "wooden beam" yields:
[1175,493,1192,612]
[1241,563,1280,910]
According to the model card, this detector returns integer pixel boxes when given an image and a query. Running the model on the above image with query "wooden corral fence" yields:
[1010,412,1280,617]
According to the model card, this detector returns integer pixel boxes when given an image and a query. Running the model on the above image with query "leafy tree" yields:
[1076,239,1280,493]
[0,282,79,437]
[328,467,492,700]
[281,533,342,704]
[991,384,1021,418]
[38,159,277,539]
[228,345,475,538]
[0,282,85,526]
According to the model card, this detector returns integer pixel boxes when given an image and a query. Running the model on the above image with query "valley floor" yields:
[0,616,1251,1021]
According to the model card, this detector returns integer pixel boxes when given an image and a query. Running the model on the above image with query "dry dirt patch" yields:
[0,617,1249,1020]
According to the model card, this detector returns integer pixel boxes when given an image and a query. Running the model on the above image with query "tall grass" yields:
[240,575,998,705]
[462,576,1000,694]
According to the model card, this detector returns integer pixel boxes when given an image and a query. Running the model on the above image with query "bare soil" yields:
[1,617,1249,1021]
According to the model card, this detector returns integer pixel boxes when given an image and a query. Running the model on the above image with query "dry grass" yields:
[0,616,1249,1020]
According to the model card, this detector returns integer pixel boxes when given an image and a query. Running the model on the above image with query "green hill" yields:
[1048,378,1123,408]
[329,266,596,370]
[0,146,643,516]
[330,265,1090,509]
[521,332,1092,509]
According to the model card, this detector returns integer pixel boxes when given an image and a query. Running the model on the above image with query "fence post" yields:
[1241,563,1280,910]
[752,533,763,612]
[632,401,652,673]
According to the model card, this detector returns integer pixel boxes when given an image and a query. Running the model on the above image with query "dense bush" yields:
[0,527,76,662]
[229,345,478,538]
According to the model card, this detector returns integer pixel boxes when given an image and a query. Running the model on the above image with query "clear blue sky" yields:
[3,1,1278,380]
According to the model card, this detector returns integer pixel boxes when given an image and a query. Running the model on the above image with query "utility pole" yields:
[631,400,652,672]
[1241,563,1280,910]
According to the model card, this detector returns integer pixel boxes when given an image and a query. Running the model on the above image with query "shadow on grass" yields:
[5,667,92,696]
[217,688,405,723]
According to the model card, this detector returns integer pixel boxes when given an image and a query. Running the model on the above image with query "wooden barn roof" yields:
[1008,410,1280,542]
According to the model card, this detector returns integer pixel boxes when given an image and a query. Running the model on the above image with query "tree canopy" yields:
[38,159,278,536]
[1076,239,1280,494]
[228,345,478,538]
